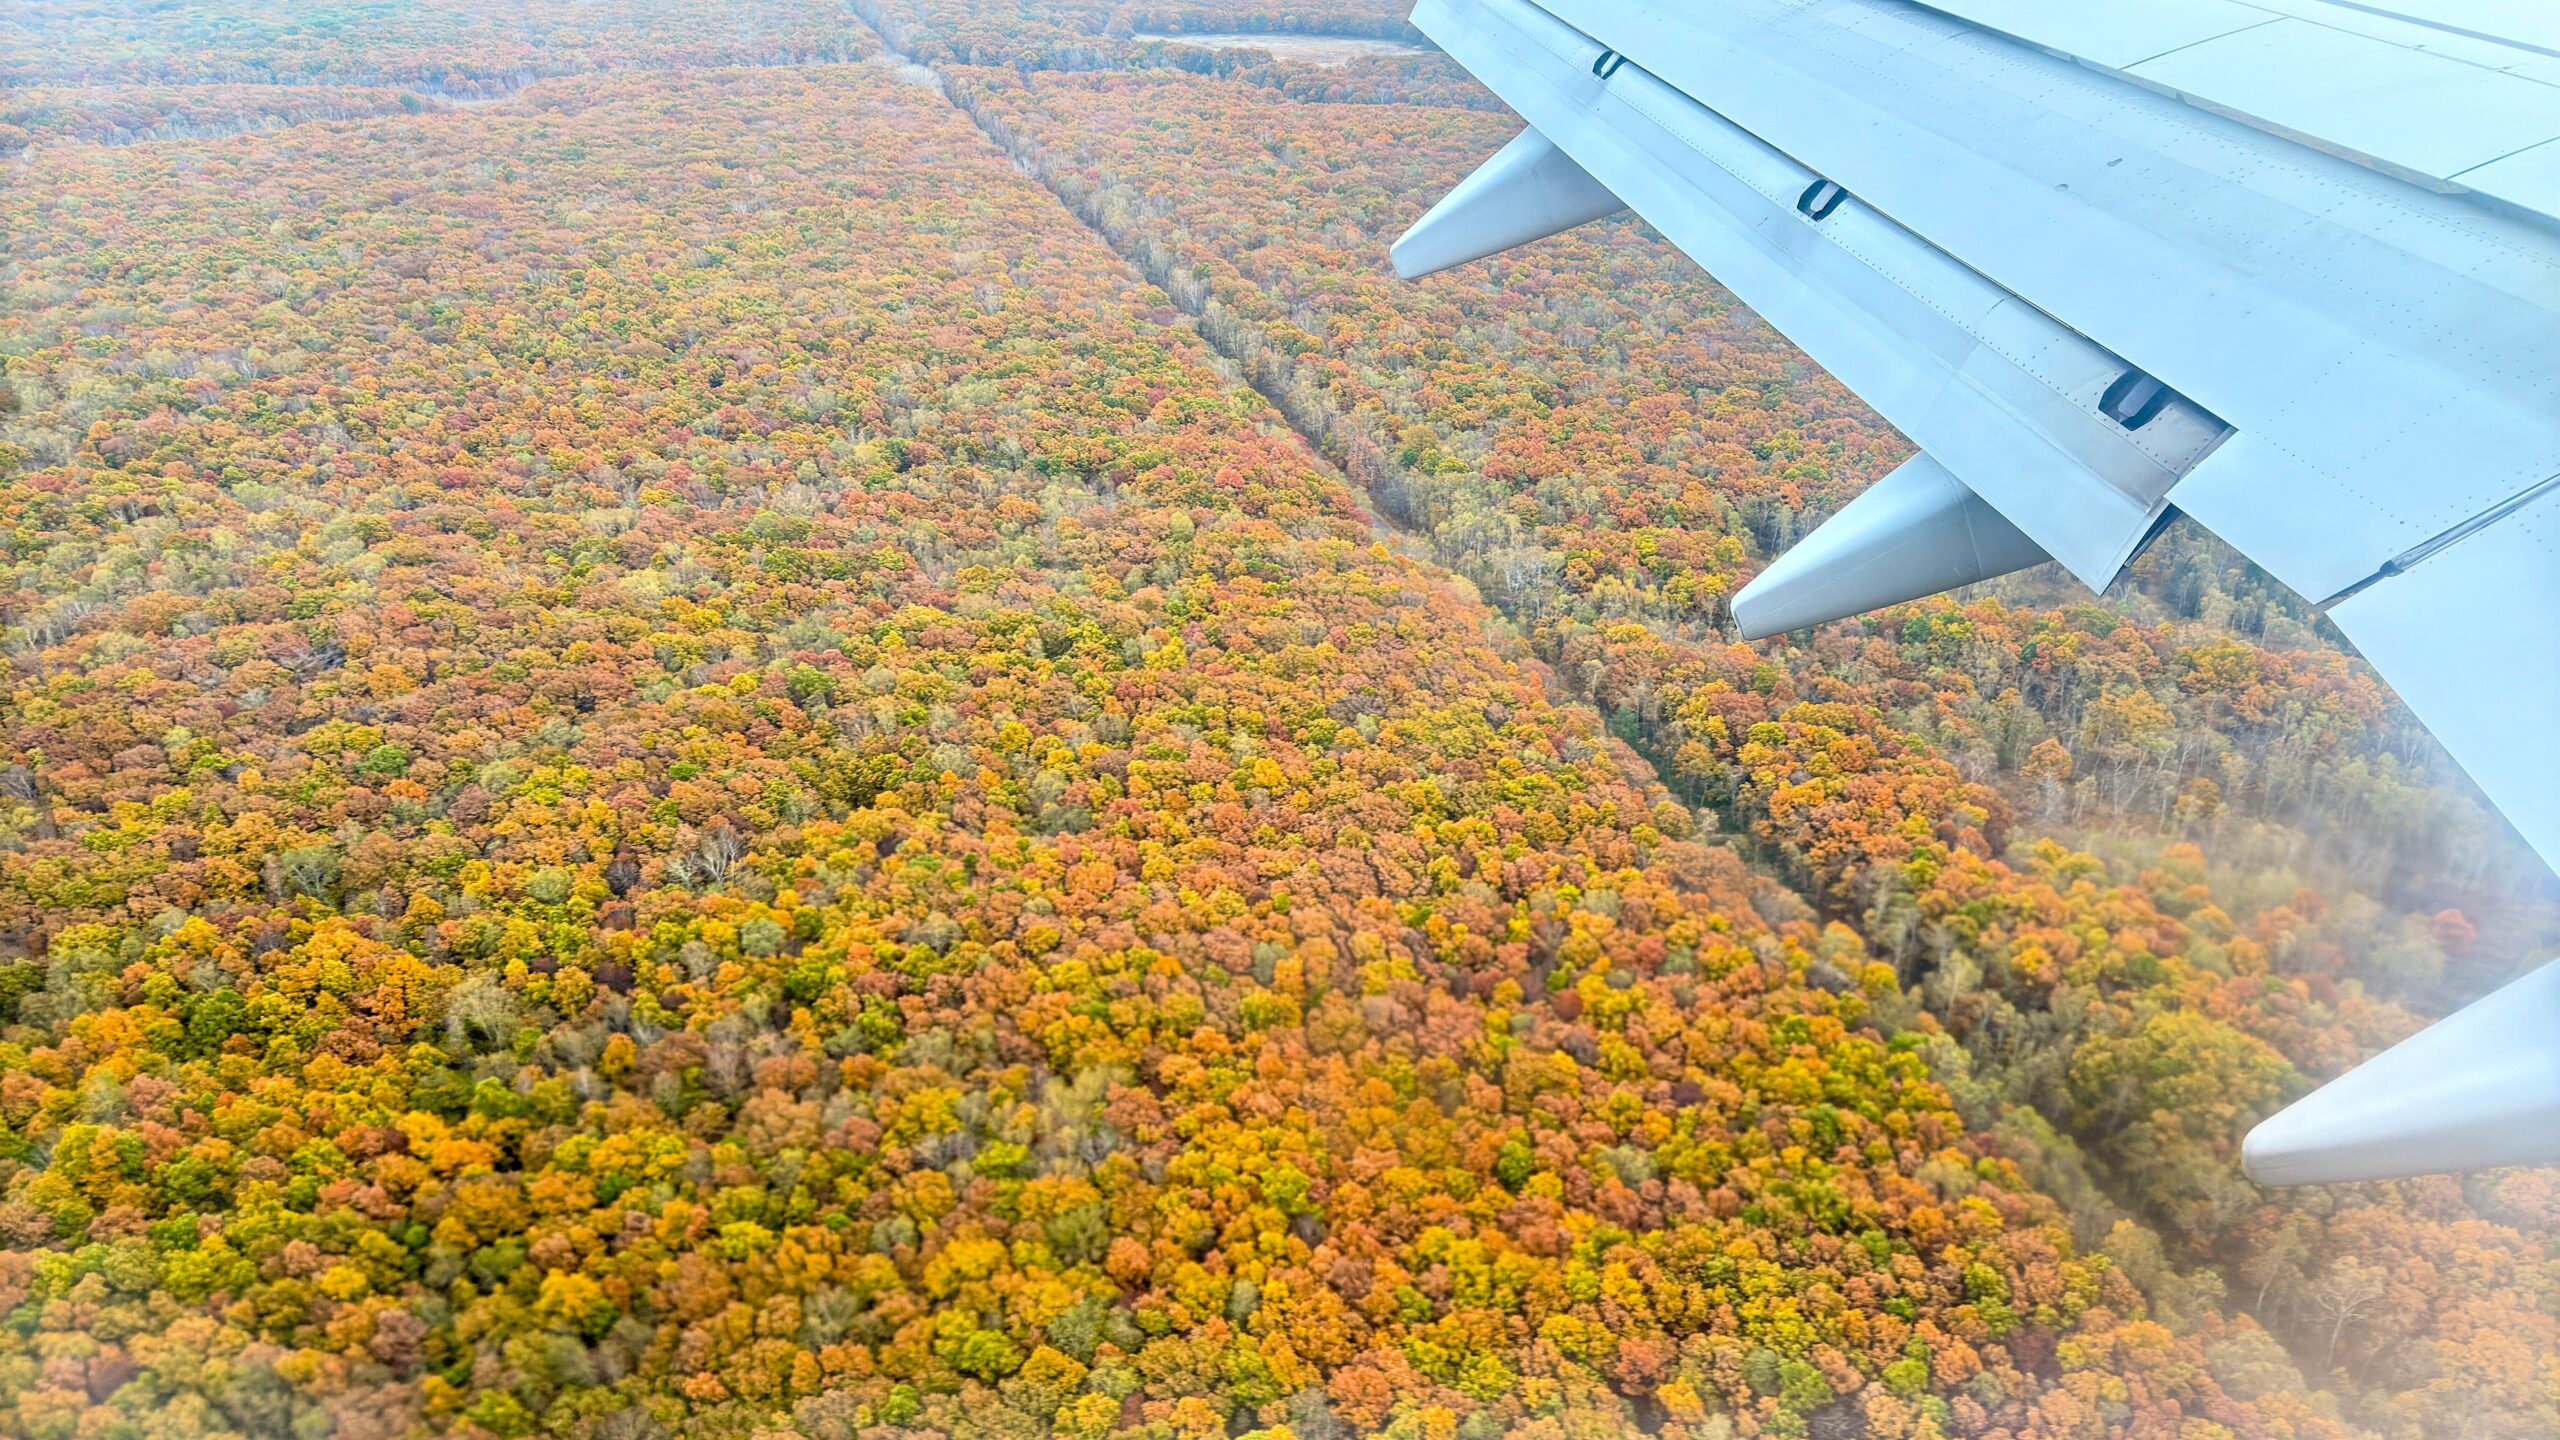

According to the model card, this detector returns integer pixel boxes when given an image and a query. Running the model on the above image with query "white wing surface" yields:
[1395,0,2560,1183]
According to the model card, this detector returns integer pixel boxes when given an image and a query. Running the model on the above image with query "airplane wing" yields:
[1391,0,2560,1184]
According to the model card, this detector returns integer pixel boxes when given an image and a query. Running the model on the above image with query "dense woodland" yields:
[1,3,2552,1440]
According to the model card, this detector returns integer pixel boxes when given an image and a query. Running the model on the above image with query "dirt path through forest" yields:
[843,6,1702,800]
[828,6,2366,1398]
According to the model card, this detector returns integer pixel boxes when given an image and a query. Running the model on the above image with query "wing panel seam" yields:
[2452,136,2560,179]
[2125,17,2287,70]
[2316,469,2560,606]
[2307,0,2560,61]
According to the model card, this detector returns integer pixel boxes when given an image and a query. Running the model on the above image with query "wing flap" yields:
[1409,0,2229,589]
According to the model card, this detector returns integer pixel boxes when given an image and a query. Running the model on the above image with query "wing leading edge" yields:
[1396,0,2560,1185]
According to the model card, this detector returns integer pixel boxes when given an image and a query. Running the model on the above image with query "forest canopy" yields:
[0,4,2551,1440]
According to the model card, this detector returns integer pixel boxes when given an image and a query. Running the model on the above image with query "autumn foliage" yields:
[0,4,2551,1440]
[947,57,2560,1440]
